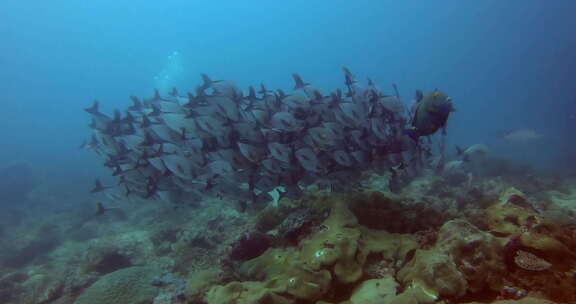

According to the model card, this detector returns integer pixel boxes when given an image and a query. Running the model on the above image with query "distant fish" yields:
[456,144,489,162]
[501,129,543,143]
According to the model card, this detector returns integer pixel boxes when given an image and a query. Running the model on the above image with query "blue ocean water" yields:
[0,0,574,204]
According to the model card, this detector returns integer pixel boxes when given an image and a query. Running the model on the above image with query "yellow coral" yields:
[298,199,364,283]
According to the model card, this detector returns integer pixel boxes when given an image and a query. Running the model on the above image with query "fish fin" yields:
[79,140,87,149]
[90,178,104,193]
[313,90,323,102]
[342,66,355,86]
[292,73,309,90]
[150,104,162,116]
[141,115,151,128]
[455,146,464,156]
[258,83,268,96]
[153,89,161,101]
[129,96,141,109]
[113,109,121,122]
[392,83,400,98]
[112,166,123,176]
[276,89,286,99]
[248,86,257,100]
[367,77,374,87]
[84,100,100,115]
[201,74,212,89]
[415,90,423,103]
[125,186,132,196]
[95,202,106,216]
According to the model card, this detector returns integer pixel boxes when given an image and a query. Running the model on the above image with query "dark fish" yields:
[333,150,354,167]
[271,112,303,132]
[195,116,228,137]
[261,158,284,175]
[406,90,454,140]
[161,154,193,180]
[201,74,242,100]
[268,142,292,163]
[295,147,320,173]
[307,127,337,149]
[238,142,266,163]
[209,96,240,121]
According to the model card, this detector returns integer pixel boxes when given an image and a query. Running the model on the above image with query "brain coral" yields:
[74,266,158,304]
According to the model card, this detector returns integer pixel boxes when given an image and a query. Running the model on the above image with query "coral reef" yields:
[2,171,576,303]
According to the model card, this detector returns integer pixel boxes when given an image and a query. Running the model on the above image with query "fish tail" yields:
[201,74,212,89]
[84,100,100,115]
[292,73,309,90]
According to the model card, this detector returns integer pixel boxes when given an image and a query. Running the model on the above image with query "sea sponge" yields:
[239,248,298,280]
[298,198,364,283]
[237,196,370,302]
[74,266,158,304]
[435,219,506,293]
[349,275,398,304]
[397,249,467,298]
[359,227,418,261]
[276,267,332,300]
[485,201,540,236]
[185,267,223,300]
[239,247,332,300]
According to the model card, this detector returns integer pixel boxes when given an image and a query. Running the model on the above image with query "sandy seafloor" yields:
[1,158,576,304]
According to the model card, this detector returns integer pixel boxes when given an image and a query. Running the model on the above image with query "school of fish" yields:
[82,68,454,207]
